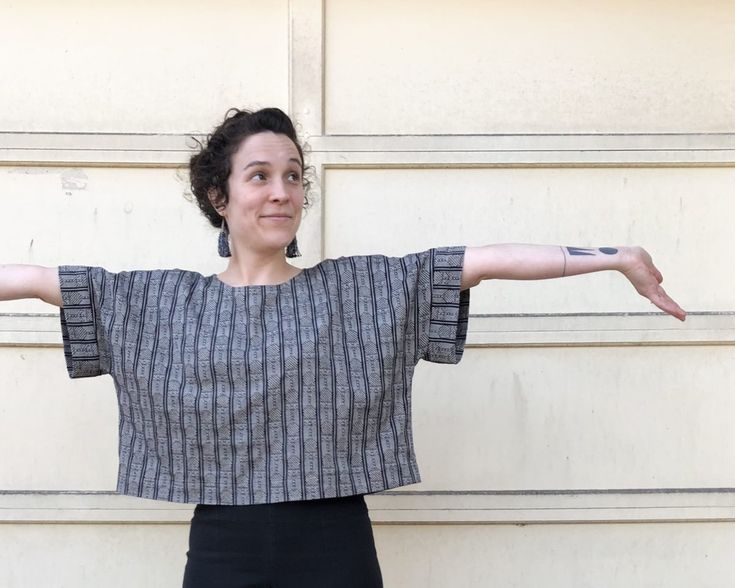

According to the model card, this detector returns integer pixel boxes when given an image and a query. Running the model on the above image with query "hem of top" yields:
[115,477,422,506]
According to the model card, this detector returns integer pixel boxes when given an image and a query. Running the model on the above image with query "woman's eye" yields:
[251,172,266,181]
[288,172,301,182]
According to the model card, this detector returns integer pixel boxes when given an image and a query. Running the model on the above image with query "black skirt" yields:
[182,494,383,588]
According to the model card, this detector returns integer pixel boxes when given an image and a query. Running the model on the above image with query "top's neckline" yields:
[209,269,305,290]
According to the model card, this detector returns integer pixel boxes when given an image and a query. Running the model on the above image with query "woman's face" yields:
[220,131,305,257]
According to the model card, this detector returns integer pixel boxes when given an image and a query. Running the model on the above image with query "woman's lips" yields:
[260,214,292,222]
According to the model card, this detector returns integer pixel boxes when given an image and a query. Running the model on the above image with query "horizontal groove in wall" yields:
[467,313,735,347]
[1,133,733,166]
[1,490,734,525]
[1,313,732,348]
[312,134,735,152]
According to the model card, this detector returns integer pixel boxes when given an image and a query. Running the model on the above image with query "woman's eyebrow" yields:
[243,160,269,170]
[242,158,303,171]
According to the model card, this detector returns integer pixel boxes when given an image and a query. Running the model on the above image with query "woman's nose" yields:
[269,179,288,201]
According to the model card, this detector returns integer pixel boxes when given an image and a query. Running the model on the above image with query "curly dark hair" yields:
[189,107,311,229]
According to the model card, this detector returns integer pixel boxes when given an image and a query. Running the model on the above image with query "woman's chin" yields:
[254,238,298,257]
[231,232,298,257]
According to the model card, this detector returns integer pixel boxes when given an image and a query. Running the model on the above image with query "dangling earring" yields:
[218,219,231,258]
[286,237,301,258]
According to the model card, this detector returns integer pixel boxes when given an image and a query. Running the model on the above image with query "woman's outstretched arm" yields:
[0,265,62,306]
[461,244,685,321]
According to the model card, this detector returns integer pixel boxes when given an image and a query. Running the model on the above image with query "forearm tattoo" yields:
[566,246,618,256]
[561,246,619,277]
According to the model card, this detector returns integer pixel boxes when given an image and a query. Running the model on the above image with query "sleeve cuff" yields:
[424,247,470,364]
[58,266,106,378]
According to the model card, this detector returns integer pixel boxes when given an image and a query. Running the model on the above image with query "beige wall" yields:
[324,167,734,313]
[1,1,734,586]
[1,1,289,133]
[325,0,735,135]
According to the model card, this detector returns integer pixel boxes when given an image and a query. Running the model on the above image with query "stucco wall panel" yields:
[326,0,735,135]
[0,165,224,314]
[324,166,734,313]
[0,348,117,490]
[410,346,735,490]
[0,1,289,133]
[374,522,735,588]
[2,520,734,587]
[0,524,188,588]
[5,344,733,492]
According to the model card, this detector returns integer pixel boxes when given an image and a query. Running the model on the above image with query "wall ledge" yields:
[2,489,735,525]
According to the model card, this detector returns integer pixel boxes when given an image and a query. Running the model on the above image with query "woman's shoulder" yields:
[305,250,435,283]
[60,266,213,290]
[312,247,464,271]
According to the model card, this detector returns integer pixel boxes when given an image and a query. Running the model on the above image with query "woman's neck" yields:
[217,250,300,287]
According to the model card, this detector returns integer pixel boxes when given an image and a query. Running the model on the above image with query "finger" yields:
[649,285,686,321]
[649,264,664,284]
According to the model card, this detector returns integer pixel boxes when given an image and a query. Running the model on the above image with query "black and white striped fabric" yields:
[59,247,470,505]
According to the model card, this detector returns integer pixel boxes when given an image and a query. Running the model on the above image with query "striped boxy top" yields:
[58,247,470,505]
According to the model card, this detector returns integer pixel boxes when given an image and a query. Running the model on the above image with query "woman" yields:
[0,108,685,587]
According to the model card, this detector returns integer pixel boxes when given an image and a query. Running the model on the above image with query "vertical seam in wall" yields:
[319,0,326,137]
[288,0,327,259]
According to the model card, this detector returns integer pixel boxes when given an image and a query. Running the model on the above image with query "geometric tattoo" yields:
[566,247,595,256]
[566,246,619,256]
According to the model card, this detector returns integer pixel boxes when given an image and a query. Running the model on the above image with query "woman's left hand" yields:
[619,247,686,321]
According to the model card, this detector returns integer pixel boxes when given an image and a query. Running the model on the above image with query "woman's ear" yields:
[208,188,226,215]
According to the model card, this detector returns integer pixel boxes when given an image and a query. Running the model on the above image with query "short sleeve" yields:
[58,266,111,378]
[420,247,470,364]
